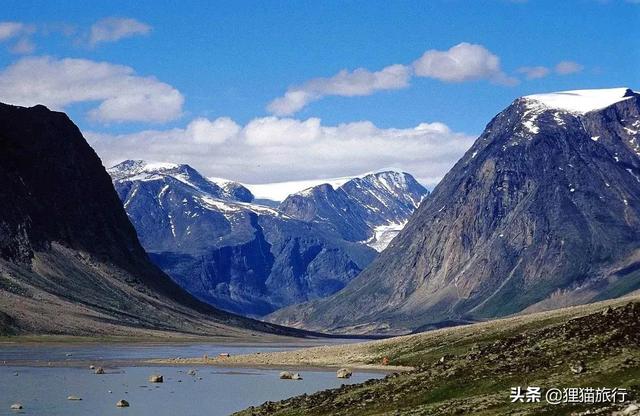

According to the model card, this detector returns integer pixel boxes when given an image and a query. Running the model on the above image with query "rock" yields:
[67,396,82,401]
[10,403,22,410]
[148,374,163,383]
[279,371,294,379]
[89,365,95,370]
[187,369,197,376]
[337,368,352,379]
[570,361,586,374]
[116,399,130,408]
[95,367,105,374]
[291,373,303,380]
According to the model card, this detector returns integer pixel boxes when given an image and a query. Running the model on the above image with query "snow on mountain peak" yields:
[240,169,406,202]
[523,87,636,114]
[108,160,184,178]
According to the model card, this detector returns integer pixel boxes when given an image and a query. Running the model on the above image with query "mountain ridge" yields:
[268,87,640,334]
[0,102,301,337]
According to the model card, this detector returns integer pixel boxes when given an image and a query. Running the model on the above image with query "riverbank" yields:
[225,295,640,415]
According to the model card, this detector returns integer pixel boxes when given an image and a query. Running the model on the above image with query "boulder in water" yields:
[116,399,130,408]
[279,371,293,379]
[148,374,163,383]
[337,368,352,379]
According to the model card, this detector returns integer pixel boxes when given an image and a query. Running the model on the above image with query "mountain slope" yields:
[279,171,428,250]
[0,103,299,337]
[268,87,640,334]
[110,161,376,317]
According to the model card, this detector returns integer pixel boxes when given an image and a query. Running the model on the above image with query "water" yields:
[0,343,384,415]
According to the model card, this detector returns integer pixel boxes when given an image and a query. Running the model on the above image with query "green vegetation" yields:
[236,299,640,415]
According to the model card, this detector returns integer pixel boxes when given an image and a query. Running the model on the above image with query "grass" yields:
[234,296,640,416]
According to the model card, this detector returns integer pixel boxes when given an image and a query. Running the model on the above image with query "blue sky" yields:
[0,1,638,185]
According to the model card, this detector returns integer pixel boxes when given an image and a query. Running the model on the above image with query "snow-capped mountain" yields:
[269,87,640,334]
[278,171,429,251]
[109,160,376,317]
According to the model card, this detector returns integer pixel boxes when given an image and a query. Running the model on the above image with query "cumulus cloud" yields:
[268,43,519,115]
[267,64,411,116]
[0,56,184,123]
[88,17,151,46]
[554,60,583,75]
[412,43,517,85]
[87,116,475,187]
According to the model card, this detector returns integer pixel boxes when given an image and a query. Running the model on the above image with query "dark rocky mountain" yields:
[268,87,640,335]
[110,161,376,317]
[0,102,299,337]
[279,171,428,251]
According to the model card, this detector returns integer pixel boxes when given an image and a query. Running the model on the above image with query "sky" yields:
[0,0,638,187]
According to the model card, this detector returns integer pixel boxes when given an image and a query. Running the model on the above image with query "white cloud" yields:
[268,43,519,115]
[89,17,151,46]
[87,116,475,188]
[0,21,36,54]
[516,60,584,80]
[0,56,184,123]
[267,64,411,116]
[555,60,583,75]
[0,22,32,41]
[413,43,518,85]
[516,65,551,79]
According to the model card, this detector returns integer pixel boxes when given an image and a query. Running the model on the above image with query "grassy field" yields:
[229,295,640,415]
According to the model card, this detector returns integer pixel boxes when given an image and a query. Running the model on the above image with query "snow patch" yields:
[524,87,635,114]
[365,222,407,252]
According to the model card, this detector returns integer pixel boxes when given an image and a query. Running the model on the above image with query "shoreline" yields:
[147,357,412,373]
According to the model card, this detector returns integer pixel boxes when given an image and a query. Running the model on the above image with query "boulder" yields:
[10,403,22,410]
[95,367,105,374]
[89,365,95,370]
[116,399,130,408]
[337,368,352,379]
[187,369,197,376]
[148,374,163,383]
[291,373,303,380]
[570,361,586,374]
[279,371,294,379]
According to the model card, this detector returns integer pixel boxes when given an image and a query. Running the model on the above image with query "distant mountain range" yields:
[0,103,296,337]
[269,87,640,335]
[110,162,427,317]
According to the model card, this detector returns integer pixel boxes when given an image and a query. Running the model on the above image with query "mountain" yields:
[268,87,640,335]
[278,171,429,250]
[110,161,376,317]
[0,102,298,337]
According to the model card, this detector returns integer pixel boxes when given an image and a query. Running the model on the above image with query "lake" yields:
[0,343,384,416]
